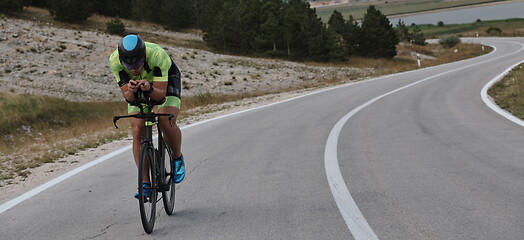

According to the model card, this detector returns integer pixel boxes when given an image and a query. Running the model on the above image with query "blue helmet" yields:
[118,34,145,69]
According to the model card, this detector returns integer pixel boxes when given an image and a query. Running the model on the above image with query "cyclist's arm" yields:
[109,51,137,103]
[148,81,167,101]
[120,81,137,103]
[124,80,167,102]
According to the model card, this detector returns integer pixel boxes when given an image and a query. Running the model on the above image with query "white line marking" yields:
[0,145,131,214]
[324,39,524,240]
[1,39,522,217]
[481,60,524,127]
[0,84,358,214]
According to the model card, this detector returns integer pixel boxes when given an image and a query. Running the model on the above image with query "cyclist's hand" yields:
[128,80,139,93]
[138,80,151,92]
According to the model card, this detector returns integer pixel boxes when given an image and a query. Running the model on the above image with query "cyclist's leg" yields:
[158,67,183,159]
[158,105,182,158]
[128,107,150,183]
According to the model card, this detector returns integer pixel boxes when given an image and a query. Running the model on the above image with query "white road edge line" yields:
[0,83,361,215]
[481,59,524,127]
[0,145,131,214]
[324,39,524,240]
[324,72,448,240]
[0,39,520,216]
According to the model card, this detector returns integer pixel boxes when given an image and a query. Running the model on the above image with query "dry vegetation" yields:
[0,7,494,186]
[488,63,524,118]
[0,94,129,182]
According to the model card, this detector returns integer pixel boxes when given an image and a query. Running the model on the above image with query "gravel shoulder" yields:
[0,16,375,202]
[0,88,327,203]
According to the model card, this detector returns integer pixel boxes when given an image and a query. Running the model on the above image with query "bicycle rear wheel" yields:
[159,133,176,215]
[138,143,157,234]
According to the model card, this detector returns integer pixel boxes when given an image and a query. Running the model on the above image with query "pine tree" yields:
[48,0,94,22]
[395,19,410,42]
[410,23,426,45]
[0,0,29,12]
[360,5,399,58]
[131,0,160,23]
[344,15,362,56]
[260,0,283,53]
[93,0,131,17]
[328,10,346,35]
[282,0,328,60]
[282,0,308,58]
[156,0,193,30]
[30,0,47,8]
[202,1,229,50]
[327,10,348,58]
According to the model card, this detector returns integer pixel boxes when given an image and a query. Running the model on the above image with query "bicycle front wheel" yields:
[138,143,157,234]
[159,133,176,215]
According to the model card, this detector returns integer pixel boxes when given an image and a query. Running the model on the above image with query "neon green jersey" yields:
[108,42,172,86]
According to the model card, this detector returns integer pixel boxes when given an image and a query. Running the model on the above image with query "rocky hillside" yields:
[0,17,375,102]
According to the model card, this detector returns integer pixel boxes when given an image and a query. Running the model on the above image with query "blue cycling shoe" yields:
[172,155,185,183]
[134,182,151,199]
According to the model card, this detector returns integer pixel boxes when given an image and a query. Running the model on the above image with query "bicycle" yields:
[113,90,176,234]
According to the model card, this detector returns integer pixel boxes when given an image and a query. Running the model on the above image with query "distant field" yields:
[418,18,524,38]
[315,0,509,22]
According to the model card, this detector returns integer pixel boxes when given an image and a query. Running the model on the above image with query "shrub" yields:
[0,0,24,13]
[486,27,502,36]
[106,18,125,35]
[439,35,461,48]
[48,0,94,22]
[437,21,444,27]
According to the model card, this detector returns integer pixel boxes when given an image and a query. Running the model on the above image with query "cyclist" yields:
[108,34,185,198]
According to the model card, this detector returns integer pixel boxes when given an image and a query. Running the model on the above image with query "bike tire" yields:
[159,133,176,215]
[138,143,157,234]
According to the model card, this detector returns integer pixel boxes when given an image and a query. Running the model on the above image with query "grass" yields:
[315,0,508,22]
[0,91,275,182]
[0,94,129,181]
[418,18,524,38]
[488,64,524,118]
[0,5,504,184]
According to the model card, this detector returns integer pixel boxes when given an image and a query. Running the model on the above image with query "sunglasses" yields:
[123,57,144,70]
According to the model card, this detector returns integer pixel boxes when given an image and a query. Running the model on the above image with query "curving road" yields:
[1,38,523,240]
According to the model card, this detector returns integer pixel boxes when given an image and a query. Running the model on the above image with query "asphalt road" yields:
[1,38,523,240]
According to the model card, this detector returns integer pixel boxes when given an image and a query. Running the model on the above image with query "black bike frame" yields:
[113,91,174,191]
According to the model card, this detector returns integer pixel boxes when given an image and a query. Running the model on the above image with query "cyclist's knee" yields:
[130,119,145,137]
[159,118,179,132]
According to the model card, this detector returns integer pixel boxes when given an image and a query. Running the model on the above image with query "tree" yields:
[30,0,47,8]
[106,17,126,35]
[324,27,348,61]
[260,0,283,53]
[158,0,194,30]
[327,10,348,57]
[282,0,331,60]
[282,0,310,58]
[328,10,346,35]
[343,15,362,56]
[410,23,426,45]
[93,0,131,17]
[395,19,410,42]
[0,0,30,13]
[360,5,399,58]
[48,0,94,22]
[131,0,160,23]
